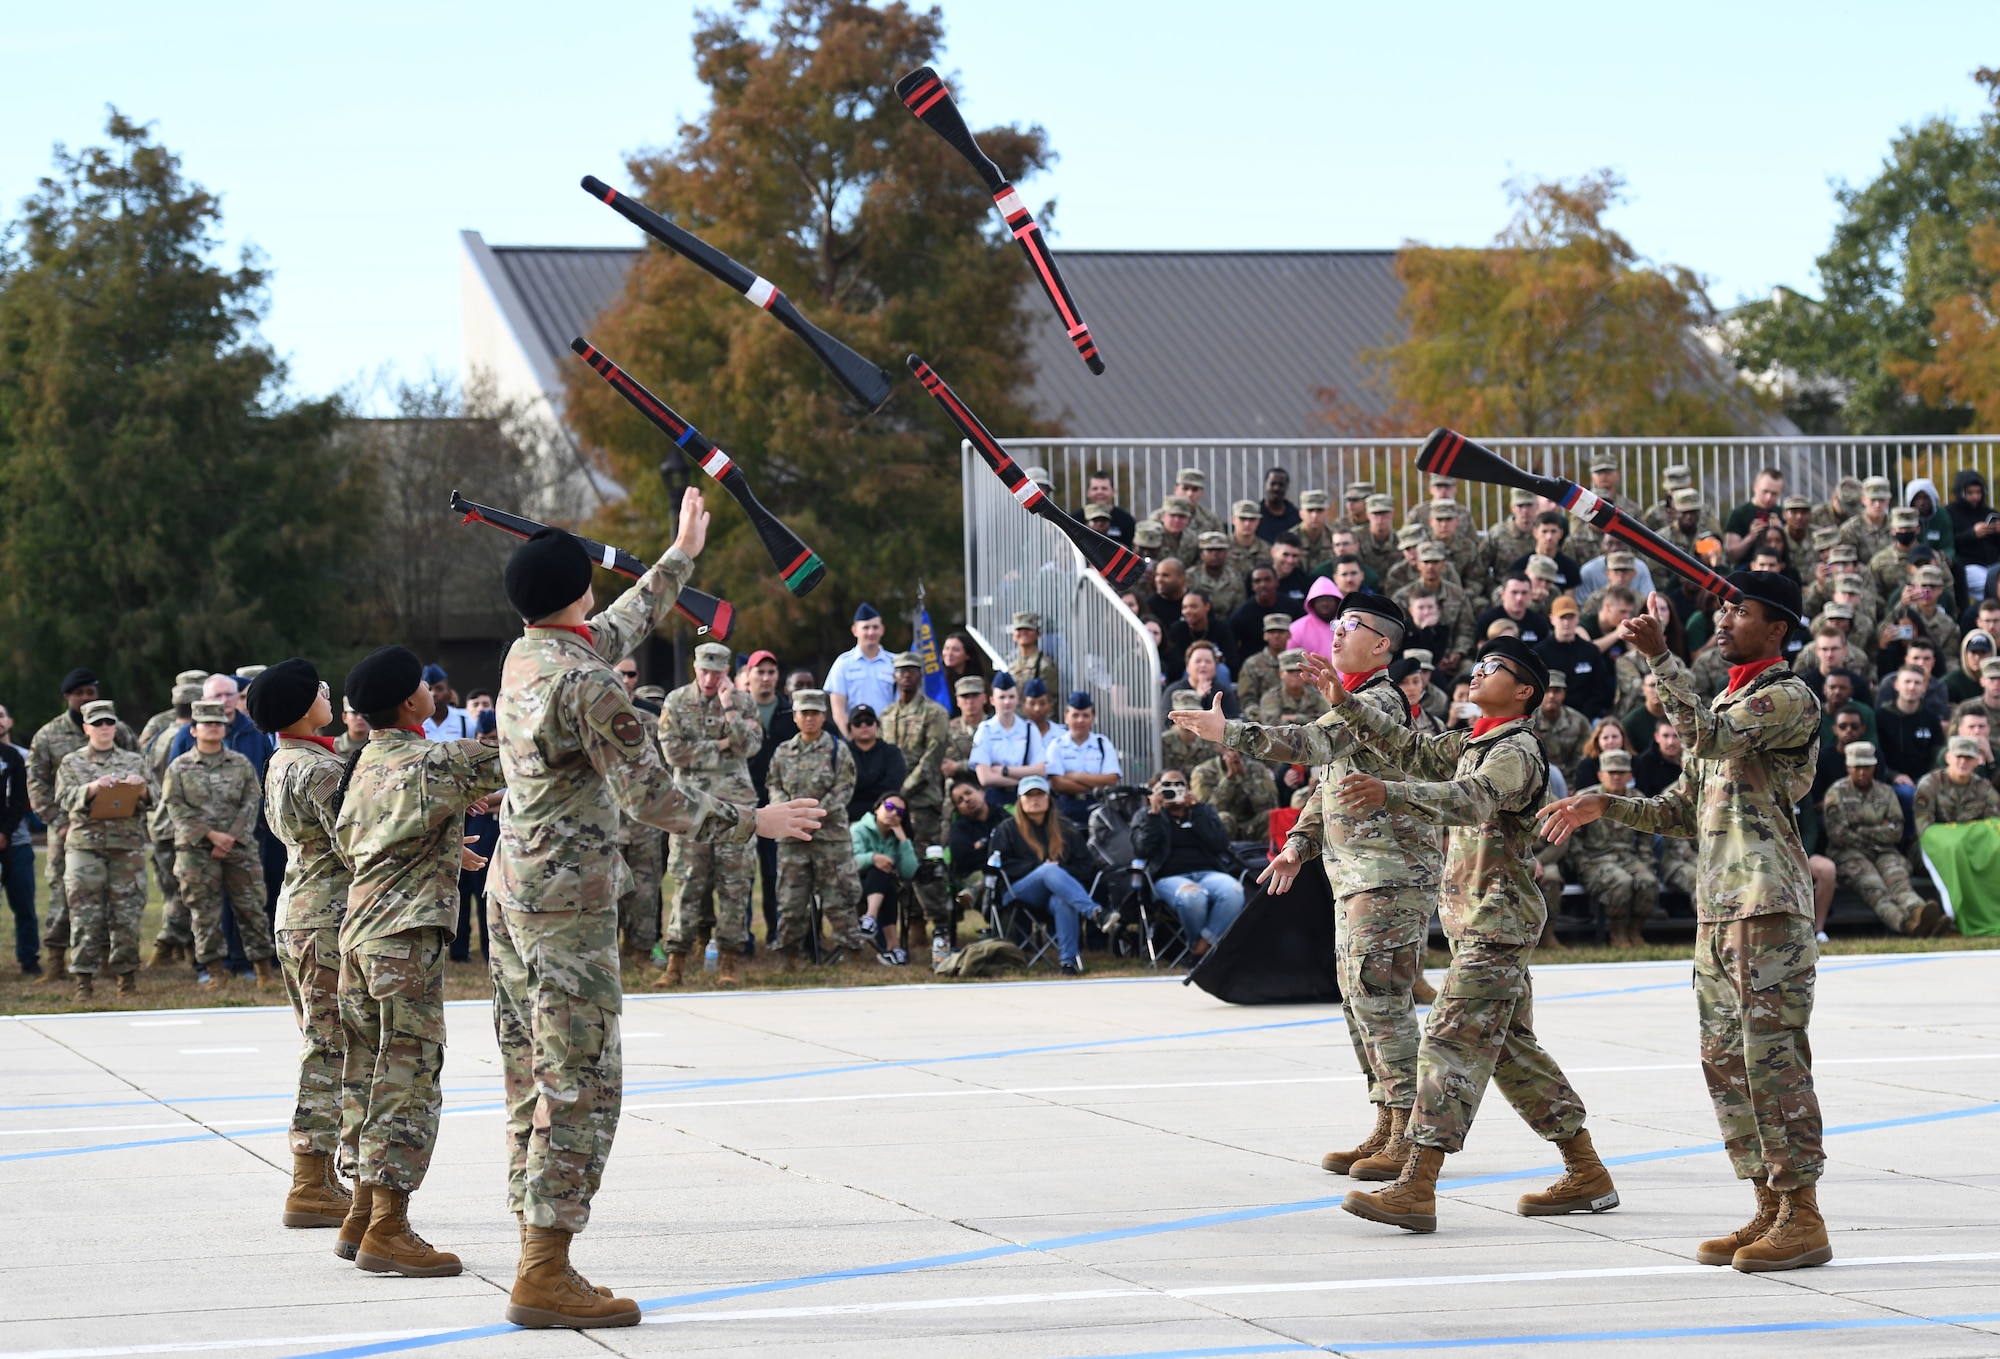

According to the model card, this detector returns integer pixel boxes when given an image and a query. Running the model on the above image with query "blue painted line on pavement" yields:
[274,1096,2000,1359]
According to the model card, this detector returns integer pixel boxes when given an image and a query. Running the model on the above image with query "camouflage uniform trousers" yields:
[278,926,349,1166]
[1830,848,1927,934]
[176,845,274,965]
[902,802,953,942]
[614,830,666,953]
[338,927,447,1191]
[774,835,867,955]
[664,836,757,955]
[152,834,192,949]
[1576,852,1659,934]
[489,903,622,1232]
[1693,912,1823,1190]
[62,847,146,977]
[1334,885,1428,1109]
[1410,942,1588,1154]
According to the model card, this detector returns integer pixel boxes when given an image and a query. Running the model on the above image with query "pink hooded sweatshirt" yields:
[1288,576,1341,659]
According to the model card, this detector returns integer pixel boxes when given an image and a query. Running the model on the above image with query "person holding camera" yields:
[1131,768,1243,959]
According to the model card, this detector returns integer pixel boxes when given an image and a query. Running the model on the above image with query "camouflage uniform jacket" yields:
[1913,770,2000,837]
[266,737,353,931]
[1257,679,1330,726]
[1235,648,1284,716]
[1600,652,1820,922]
[882,694,951,810]
[1562,782,1651,863]
[491,548,752,917]
[660,682,761,806]
[1820,778,1904,856]
[163,746,261,851]
[767,733,855,845]
[55,745,155,853]
[1223,671,1439,897]
[1318,699,1550,946]
[1190,755,1278,840]
[335,728,502,950]
[1007,652,1061,692]
[29,711,138,829]
[1839,512,1895,565]
[1533,704,1593,782]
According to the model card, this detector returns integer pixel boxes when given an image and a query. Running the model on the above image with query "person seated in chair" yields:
[1132,768,1243,959]
[987,775,1104,975]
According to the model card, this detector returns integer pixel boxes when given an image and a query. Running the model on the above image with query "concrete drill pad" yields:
[3,951,1998,1359]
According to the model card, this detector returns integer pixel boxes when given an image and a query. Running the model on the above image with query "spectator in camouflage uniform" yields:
[768,690,868,963]
[1007,612,1061,692]
[1560,750,1657,946]
[331,646,504,1279]
[27,668,138,980]
[165,699,274,986]
[654,643,764,987]
[1258,650,1331,726]
[1543,572,1830,1272]
[1531,673,1591,785]
[246,660,357,1233]
[145,680,202,965]
[882,653,953,953]
[485,506,820,1327]
[53,700,153,997]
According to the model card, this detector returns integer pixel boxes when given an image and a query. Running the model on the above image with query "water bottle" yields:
[702,937,719,973]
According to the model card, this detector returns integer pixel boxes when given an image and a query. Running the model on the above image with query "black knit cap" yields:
[1477,636,1550,707]
[244,657,320,733]
[345,646,424,716]
[504,527,594,623]
[1335,591,1408,634]
[1725,570,1804,629]
[59,667,98,694]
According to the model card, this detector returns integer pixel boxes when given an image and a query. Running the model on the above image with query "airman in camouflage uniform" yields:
[145,683,202,964]
[53,701,155,994]
[1531,674,1592,783]
[1191,746,1278,840]
[883,653,954,947]
[1256,651,1331,726]
[1561,750,1657,946]
[1235,616,1293,717]
[1915,736,2000,836]
[768,689,867,960]
[1821,742,1930,936]
[27,676,138,977]
[657,643,762,982]
[164,701,274,981]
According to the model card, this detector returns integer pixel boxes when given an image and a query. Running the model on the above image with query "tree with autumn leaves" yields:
[564,0,1053,666]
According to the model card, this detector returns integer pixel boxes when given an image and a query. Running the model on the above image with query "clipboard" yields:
[88,783,142,820]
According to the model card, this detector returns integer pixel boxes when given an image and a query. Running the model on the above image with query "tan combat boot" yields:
[1321,1104,1391,1174]
[355,1187,461,1277]
[1411,973,1437,1006]
[1731,1185,1832,1272]
[283,1151,352,1228]
[1695,1176,1777,1265]
[506,1225,640,1328]
[72,973,93,1000]
[652,952,686,989]
[715,948,741,989]
[252,959,281,988]
[336,1182,374,1260]
[1342,1143,1445,1233]
[116,972,137,996]
[1350,1106,1415,1181]
[1517,1127,1619,1215]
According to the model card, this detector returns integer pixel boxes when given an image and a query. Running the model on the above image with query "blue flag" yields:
[912,598,951,708]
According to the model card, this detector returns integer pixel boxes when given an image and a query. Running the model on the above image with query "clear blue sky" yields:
[3,2,1992,409]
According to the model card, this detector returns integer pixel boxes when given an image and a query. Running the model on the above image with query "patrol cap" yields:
[1598,749,1632,772]
[1196,531,1230,550]
[1416,542,1447,562]
[1671,488,1704,510]
[1133,522,1165,547]
[1082,502,1112,522]
[80,699,117,725]
[1066,690,1093,710]
[1589,455,1618,473]
[1405,648,1436,670]
[1915,564,1947,587]
[791,688,830,713]
[891,650,924,671]
[1662,464,1692,488]
[1510,488,1538,507]
[1263,612,1293,634]
[1606,551,1636,570]
[1277,648,1306,672]
[172,682,204,705]
[1890,507,1921,528]
[1546,668,1569,688]
[1525,555,1560,581]
[1824,602,1856,620]
[1862,475,1893,498]
[1365,494,1395,514]
[174,669,210,688]
[1549,596,1579,618]
[954,675,988,696]
[693,642,732,672]
[1811,527,1840,551]
[1162,495,1195,517]
[634,684,667,703]
[1344,481,1375,500]
[1231,499,1260,519]
[1725,570,1805,629]
[1299,489,1330,510]
[1396,524,1427,548]
[1948,735,1984,760]
[1843,741,1878,766]
[1982,658,2000,680]
[1169,688,1205,711]
[1174,467,1206,487]
[1011,611,1042,631]
[191,700,228,725]
[1782,495,1812,512]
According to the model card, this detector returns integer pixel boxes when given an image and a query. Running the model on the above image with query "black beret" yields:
[504,528,594,623]
[345,646,423,717]
[1726,570,1804,628]
[244,657,320,733]
[1478,636,1550,703]
[60,667,98,695]
[1335,591,1407,633]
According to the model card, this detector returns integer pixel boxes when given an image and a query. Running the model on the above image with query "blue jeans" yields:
[1,841,38,971]
[1005,862,1094,964]
[1158,871,1245,946]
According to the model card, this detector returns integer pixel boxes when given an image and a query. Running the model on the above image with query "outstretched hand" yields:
[1299,653,1350,707]
[1535,792,1610,846]
[671,486,711,560]
[1165,692,1228,745]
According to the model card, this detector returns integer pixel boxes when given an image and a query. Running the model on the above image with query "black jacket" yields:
[0,742,26,841]
[748,695,798,802]
[1131,802,1232,878]
[989,812,1093,883]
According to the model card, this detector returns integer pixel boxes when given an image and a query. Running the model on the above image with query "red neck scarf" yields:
[1338,665,1385,691]
[1726,657,1783,693]
[533,623,594,642]
[281,733,338,753]
[1470,715,1517,739]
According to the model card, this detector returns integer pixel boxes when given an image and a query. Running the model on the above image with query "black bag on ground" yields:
[1183,857,1341,1005]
